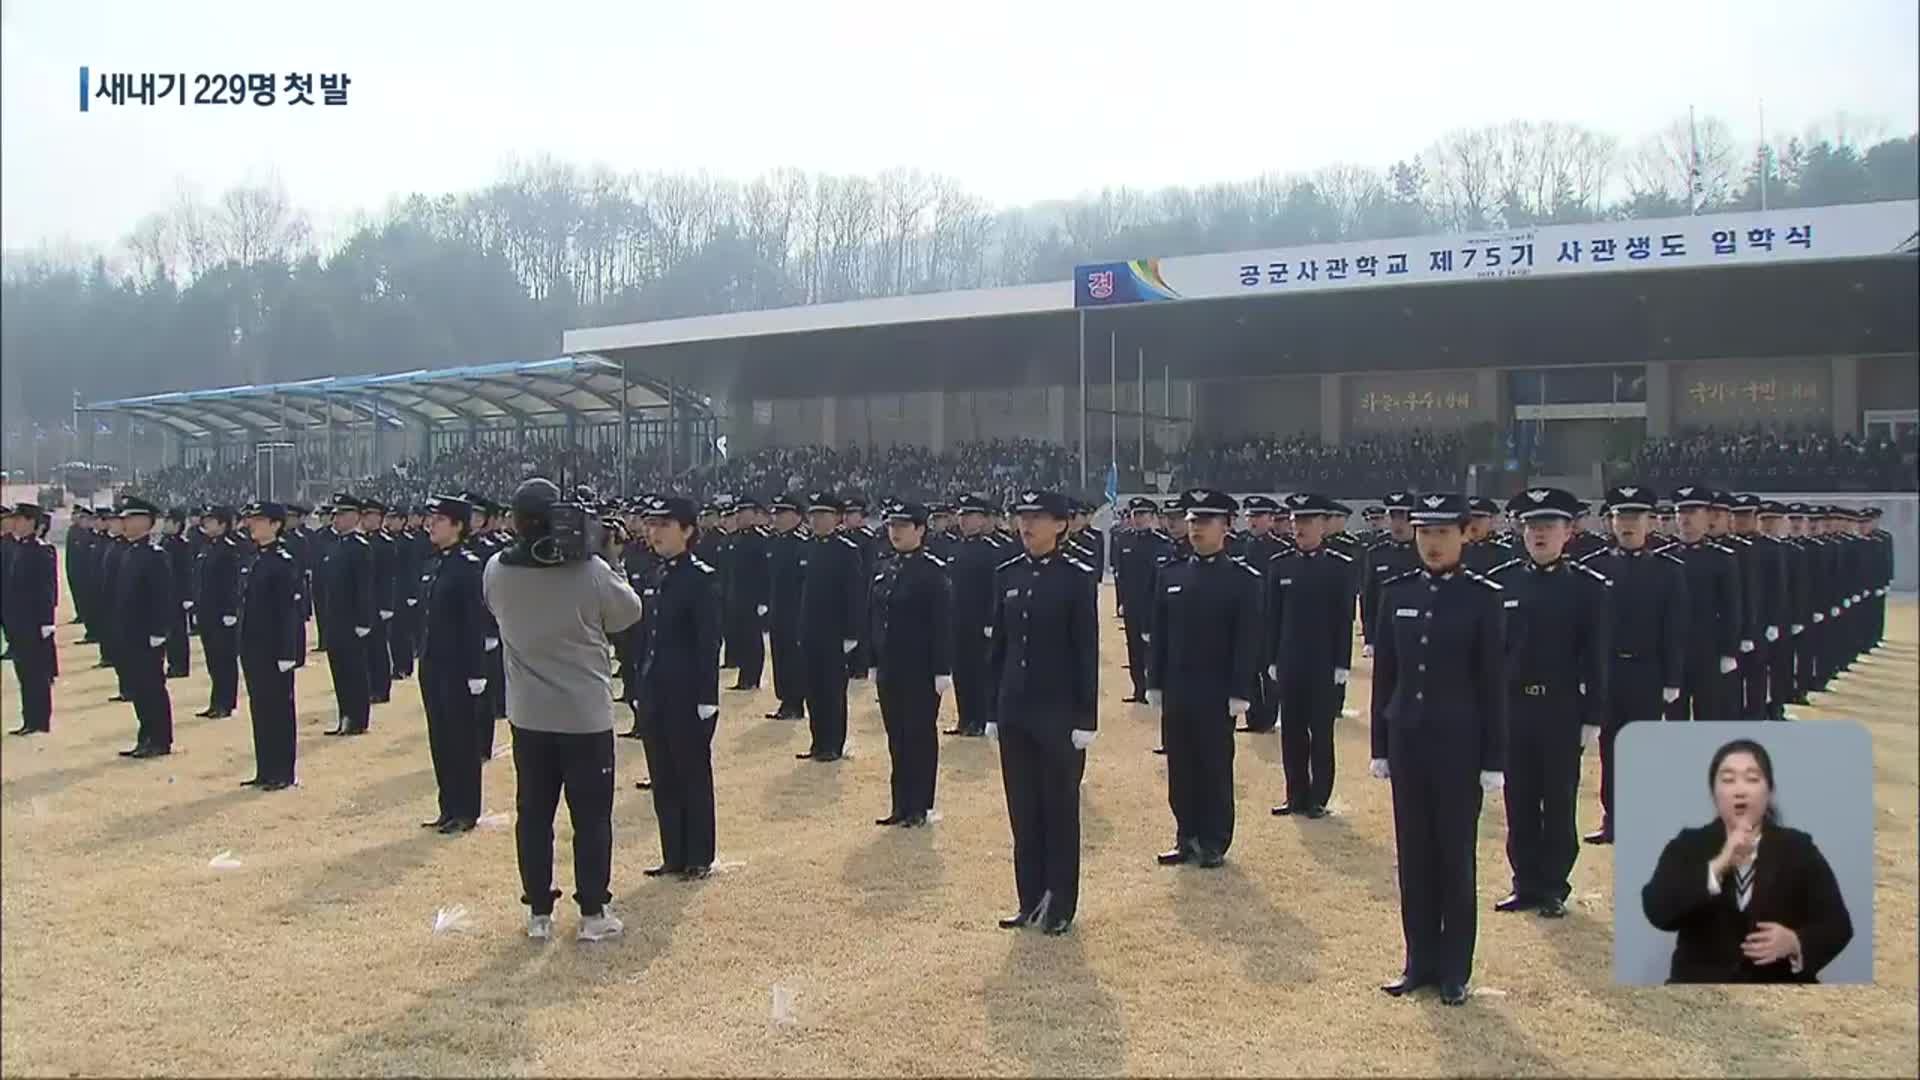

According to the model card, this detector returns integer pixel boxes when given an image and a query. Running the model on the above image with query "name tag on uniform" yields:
[1166,585,1182,593]
[1395,607,1418,617]
[1503,599,1519,608]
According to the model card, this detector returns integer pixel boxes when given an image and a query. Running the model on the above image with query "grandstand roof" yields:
[80,356,700,441]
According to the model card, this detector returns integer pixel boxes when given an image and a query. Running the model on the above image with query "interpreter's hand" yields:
[1712,820,1759,879]
[183,600,194,610]
[1790,624,1804,636]
[1742,922,1801,967]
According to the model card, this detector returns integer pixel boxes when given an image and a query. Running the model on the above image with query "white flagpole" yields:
[1758,101,1769,211]
[1688,105,1701,215]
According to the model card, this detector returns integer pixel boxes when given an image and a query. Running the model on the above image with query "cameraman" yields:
[482,478,644,942]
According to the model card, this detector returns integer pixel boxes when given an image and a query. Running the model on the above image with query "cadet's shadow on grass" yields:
[731,716,803,756]
[984,932,1125,1077]
[1246,727,1283,770]
[76,783,263,853]
[336,765,439,820]
[1292,809,1401,908]
[310,880,700,1076]
[1079,787,1117,849]
[1173,861,1320,985]
[839,821,945,920]
[274,830,444,917]
[761,758,847,823]
[939,732,995,783]
[1414,988,1559,1075]
[1541,906,1808,1073]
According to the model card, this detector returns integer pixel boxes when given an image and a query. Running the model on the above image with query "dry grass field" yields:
[2,585,1915,1077]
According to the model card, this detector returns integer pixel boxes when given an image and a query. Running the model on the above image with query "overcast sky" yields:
[4,0,1916,255]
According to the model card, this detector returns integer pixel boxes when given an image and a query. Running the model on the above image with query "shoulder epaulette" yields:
[350,533,370,545]
[690,556,716,574]
[1651,541,1681,556]
[1463,569,1502,590]
[1380,567,1421,587]
[461,549,481,562]
[1657,550,1686,566]
[275,547,293,560]
[995,554,1025,572]
[1324,547,1354,563]
[1575,548,1606,563]
[1487,557,1524,575]
[1065,557,1094,574]
[1231,556,1263,577]
[1151,529,1171,540]
[1708,541,1738,555]
[1571,561,1612,586]
[923,551,947,568]
[835,534,860,548]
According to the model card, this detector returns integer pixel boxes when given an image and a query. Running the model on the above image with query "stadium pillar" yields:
[821,395,836,447]
[927,390,945,454]
[1645,361,1672,438]
[1320,374,1343,444]
[619,360,630,496]
[1831,356,1859,436]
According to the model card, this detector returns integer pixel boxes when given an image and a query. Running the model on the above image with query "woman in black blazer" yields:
[1641,738,1854,984]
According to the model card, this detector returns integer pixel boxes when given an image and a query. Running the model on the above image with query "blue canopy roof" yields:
[80,357,696,440]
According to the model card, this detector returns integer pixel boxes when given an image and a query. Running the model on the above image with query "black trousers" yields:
[1737,647,1769,721]
[327,630,371,730]
[7,631,54,731]
[1503,691,1582,903]
[800,638,849,756]
[487,646,507,719]
[1801,619,1826,691]
[1767,639,1794,720]
[1278,676,1340,810]
[951,634,994,734]
[878,677,940,817]
[1598,657,1662,831]
[1164,703,1235,855]
[391,602,418,678]
[125,638,173,749]
[998,720,1086,923]
[201,623,239,712]
[769,620,805,712]
[1667,652,1726,722]
[165,606,191,676]
[1243,668,1278,733]
[640,704,718,870]
[1388,738,1482,986]
[511,725,615,917]
[312,582,329,650]
[242,653,296,783]
[726,609,765,686]
[421,663,483,822]
[1121,610,1150,698]
[367,618,393,701]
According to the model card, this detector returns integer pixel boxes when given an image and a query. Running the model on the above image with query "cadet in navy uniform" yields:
[1462,498,1506,572]
[361,500,397,705]
[724,495,771,691]
[1664,486,1742,722]
[637,496,724,878]
[411,496,492,831]
[1370,493,1507,1006]
[763,494,808,721]
[4,502,58,735]
[1114,495,1168,704]
[464,493,510,725]
[1146,489,1262,867]
[1578,485,1688,845]
[235,503,305,789]
[320,494,377,736]
[1487,488,1610,918]
[1360,492,1419,659]
[114,496,178,758]
[1265,492,1357,818]
[193,506,243,719]
[988,489,1098,935]
[1234,494,1286,735]
[1755,502,1804,720]
[945,492,1004,736]
[161,507,194,678]
[390,506,427,681]
[842,494,881,680]
[1728,494,1788,721]
[870,501,955,826]
[795,491,865,762]
[1067,499,1106,581]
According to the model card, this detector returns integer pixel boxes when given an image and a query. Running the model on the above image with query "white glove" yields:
[697,704,718,720]
[1791,624,1804,635]
[1368,758,1390,780]
[1738,639,1754,654]
[756,605,768,617]
[1267,664,1279,681]
[1333,668,1349,686]
[1718,656,1738,674]
[354,626,370,638]
[1877,587,1888,597]
[1662,687,1680,703]
[148,635,167,647]
[1070,729,1097,751]
[1141,633,1150,643]
[1146,689,1163,707]
[277,660,296,673]
[1764,626,1779,642]
[842,639,857,654]
[984,722,999,740]
[934,675,952,696]
[1581,724,1600,748]
[221,615,237,627]
[405,598,417,606]
[1228,698,1250,717]
[1480,770,1505,793]
[1362,644,1375,659]
[183,600,194,609]
[1814,612,1826,623]
[484,636,499,651]
[1842,598,1852,608]
[39,625,54,639]
[467,679,487,695]
[380,610,394,620]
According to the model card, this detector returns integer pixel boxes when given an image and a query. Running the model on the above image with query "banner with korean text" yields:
[1074,200,1919,308]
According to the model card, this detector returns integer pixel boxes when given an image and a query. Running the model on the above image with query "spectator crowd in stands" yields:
[1633,428,1917,493]
[1166,432,1469,494]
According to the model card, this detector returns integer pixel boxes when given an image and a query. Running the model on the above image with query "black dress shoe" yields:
[1040,917,1072,936]
[119,746,145,757]
[207,710,232,719]
[108,695,129,703]
[195,708,216,718]
[681,865,712,880]
[771,712,798,721]
[1439,983,1468,1006]
[130,746,171,758]
[643,864,685,877]
[1494,893,1537,913]
[813,752,841,763]
[1122,695,1146,704]
[369,696,390,705]
[635,779,652,790]
[901,812,928,827]
[438,819,476,835]
[9,726,31,736]
[323,726,346,736]
[1156,847,1190,866]
[1582,828,1613,846]
[997,910,1035,929]
[1271,804,1294,816]
[1537,898,1569,919]
[421,817,449,829]
[1303,806,1330,820]
[345,726,370,736]
[795,751,815,760]
[619,728,644,740]
[240,778,262,787]
[1151,746,1166,755]
[1381,975,1429,998]
[876,814,904,827]
[260,781,291,792]
[1197,849,1227,869]
[943,726,965,736]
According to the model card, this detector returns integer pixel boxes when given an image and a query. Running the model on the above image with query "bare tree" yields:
[874,167,933,295]
[1425,127,1501,231]
[123,211,177,286]
[1625,114,1739,209]
[214,179,311,267]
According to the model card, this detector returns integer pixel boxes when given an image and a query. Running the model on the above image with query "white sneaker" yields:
[577,909,623,942]
[527,914,553,940]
